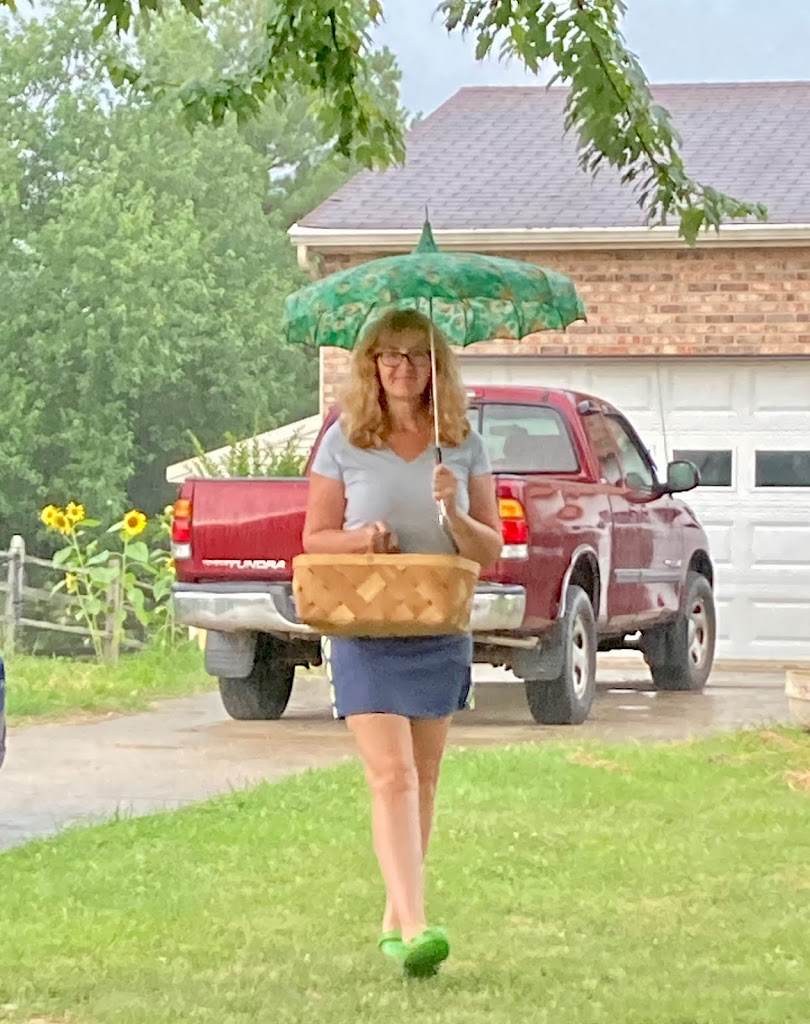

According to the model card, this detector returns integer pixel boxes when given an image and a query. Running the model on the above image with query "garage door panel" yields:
[749,523,810,568]
[664,367,736,413]
[659,364,748,434]
[749,598,810,651]
[719,590,810,659]
[753,373,810,430]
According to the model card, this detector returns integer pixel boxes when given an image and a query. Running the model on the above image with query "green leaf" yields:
[84,596,104,616]
[127,541,149,564]
[52,546,75,567]
[153,576,174,601]
[679,207,705,246]
[88,566,120,584]
[128,586,152,627]
[181,0,203,19]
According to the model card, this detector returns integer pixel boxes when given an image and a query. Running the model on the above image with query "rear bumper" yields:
[172,581,526,636]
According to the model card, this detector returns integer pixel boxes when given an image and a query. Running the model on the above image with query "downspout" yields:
[295,242,326,419]
[296,242,321,280]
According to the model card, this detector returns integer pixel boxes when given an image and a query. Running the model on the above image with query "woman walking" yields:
[302,308,502,977]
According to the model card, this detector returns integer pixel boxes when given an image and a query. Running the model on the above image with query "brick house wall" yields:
[317,246,810,412]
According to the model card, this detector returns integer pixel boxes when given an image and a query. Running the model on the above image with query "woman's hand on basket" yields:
[433,463,459,516]
[360,520,399,554]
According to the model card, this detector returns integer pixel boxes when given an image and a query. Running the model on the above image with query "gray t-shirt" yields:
[310,422,492,555]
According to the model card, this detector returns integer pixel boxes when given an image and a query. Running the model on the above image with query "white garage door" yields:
[462,356,810,663]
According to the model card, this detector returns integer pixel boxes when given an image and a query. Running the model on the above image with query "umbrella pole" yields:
[429,316,441,460]
[428,313,456,547]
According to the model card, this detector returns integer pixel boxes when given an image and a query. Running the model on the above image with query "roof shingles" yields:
[301,82,810,231]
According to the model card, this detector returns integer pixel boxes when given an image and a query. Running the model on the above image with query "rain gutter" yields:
[291,222,810,274]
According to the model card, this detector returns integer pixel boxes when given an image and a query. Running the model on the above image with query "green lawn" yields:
[2,729,809,1023]
[4,643,211,723]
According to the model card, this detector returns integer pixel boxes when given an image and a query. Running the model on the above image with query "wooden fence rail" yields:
[0,534,146,660]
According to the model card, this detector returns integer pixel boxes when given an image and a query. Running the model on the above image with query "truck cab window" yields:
[581,413,623,485]
[605,415,656,490]
[480,404,579,473]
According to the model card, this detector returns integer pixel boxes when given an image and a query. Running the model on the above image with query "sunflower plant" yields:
[40,501,180,661]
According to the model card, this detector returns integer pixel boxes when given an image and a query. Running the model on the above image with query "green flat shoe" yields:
[377,929,405,959]
[401,926,450,978]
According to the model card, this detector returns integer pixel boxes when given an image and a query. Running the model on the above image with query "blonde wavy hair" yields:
[339,308,471,449]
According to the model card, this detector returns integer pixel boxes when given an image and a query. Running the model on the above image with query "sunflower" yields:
[65,501,86,525]
[122,510,147,537]
[53,511,71,535]
[65,572,79,594]
[165,556,176,573]
[40,504,60,528]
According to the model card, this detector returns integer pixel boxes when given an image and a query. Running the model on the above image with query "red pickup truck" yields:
[171,385,716,725]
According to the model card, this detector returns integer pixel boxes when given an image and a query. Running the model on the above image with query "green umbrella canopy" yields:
[282,220,586,349]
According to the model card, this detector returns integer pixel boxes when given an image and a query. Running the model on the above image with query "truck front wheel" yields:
[218,635,294,720]
[524,585,597,725]
[641,571,716,691]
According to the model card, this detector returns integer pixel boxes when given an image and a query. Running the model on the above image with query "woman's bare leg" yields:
[411,716,453,854]
[347,712,426,942]
[381,715,453,933]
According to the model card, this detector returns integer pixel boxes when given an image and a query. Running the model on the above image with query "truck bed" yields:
[175,477,308,583]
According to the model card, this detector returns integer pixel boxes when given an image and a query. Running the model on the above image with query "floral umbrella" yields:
[283,219,586,353]
[282,219,586,504]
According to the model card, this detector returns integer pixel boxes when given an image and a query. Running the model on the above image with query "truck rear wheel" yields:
[524,585,597,725]
[218,635,294,720]
[641,571,716,691]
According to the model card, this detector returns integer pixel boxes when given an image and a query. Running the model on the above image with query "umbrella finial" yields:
[414,207,438,254]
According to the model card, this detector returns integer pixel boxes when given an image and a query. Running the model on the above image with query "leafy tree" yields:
[1,0,767,243]
[0,1,402,540]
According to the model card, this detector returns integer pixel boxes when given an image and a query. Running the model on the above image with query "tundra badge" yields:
[201,558,287,570]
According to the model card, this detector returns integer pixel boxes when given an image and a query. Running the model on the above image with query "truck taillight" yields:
[172,498,192,559]
[497,494,529,559]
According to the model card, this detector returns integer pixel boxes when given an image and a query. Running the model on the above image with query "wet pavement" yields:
[0,657,790,851]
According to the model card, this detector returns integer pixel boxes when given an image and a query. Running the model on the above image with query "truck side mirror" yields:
[666,460,700,493]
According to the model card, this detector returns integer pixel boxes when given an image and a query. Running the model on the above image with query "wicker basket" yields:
[292,553,480,637]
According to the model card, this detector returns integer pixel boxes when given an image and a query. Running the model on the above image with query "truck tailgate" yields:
[179,478,308,582]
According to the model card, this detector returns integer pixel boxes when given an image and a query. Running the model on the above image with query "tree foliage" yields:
[0,0,768,244]
[0,1,402,541]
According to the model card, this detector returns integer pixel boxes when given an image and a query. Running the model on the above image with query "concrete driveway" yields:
[0,658,791,851]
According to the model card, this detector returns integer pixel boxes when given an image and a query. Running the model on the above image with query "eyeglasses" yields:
[376,349,431,369]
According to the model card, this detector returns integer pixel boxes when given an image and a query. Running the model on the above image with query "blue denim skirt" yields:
[321,633,474,720]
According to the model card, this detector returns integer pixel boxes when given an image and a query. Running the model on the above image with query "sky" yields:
[374,0,810,115]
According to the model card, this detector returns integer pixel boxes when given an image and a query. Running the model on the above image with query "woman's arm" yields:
[434,467,503,568]
[302,473,396,554]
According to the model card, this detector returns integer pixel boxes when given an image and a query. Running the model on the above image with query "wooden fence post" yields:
[103,556,123,664]
[2,534,25,653]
